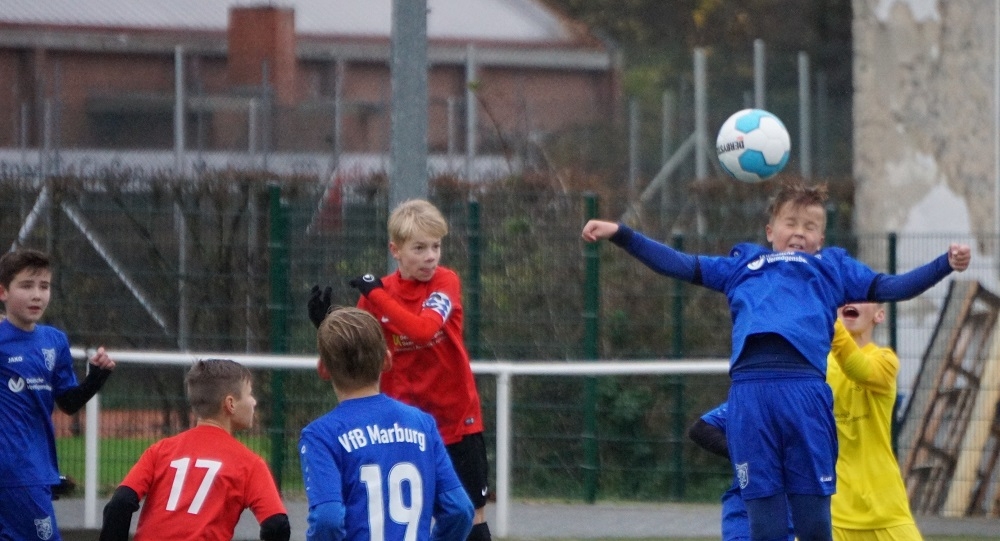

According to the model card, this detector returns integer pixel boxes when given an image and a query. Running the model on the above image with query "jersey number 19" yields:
[360,462,424,541]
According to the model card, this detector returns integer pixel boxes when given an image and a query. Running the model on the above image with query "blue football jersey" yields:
[698,243,878,374]
[299,394,464,541]
[0,319,79,487]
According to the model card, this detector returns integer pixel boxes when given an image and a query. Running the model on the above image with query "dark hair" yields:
[0,248,50,288]
[317,307,387,390]
[766,179,829,223]
[185,359,252,419]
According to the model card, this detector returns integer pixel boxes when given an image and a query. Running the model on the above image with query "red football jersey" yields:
[121,424,286,541]
[358,266,484,444]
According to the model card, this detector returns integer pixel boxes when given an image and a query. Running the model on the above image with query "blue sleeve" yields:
[700,402,728,431]
[306,501,345,541]
[431,486,474,541]
[609,224,701,283]
[870,253,952,301]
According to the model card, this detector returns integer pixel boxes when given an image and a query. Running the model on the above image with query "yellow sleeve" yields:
[830,319,897,396]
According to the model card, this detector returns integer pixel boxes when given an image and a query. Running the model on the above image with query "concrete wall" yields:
[853,0,999,388]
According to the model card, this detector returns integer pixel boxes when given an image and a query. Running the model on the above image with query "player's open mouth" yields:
[841,306,860,319]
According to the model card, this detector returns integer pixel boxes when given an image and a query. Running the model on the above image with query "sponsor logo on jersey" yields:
[7,355,23,363]
[34,516,53,540]
[736,462,749,490]
[820,475,833,483]
[7,377,25,393]
[424,291,453,320]
[43,349,56,371]
[747,256,765,271]
[747,252,809,270]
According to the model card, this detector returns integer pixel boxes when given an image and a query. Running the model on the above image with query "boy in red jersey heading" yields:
[309,198,492,541]
[99,359,289,541]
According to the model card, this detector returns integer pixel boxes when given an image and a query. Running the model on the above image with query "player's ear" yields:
[873,307,886,325]
[223,394,236,414]
[382,351,392,372]
[388,241,401,261]
[316,359,331,381]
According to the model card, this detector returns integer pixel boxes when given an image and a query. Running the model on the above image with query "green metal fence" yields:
[2,174,993,505]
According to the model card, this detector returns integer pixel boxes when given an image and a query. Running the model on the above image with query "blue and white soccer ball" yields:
[715,108,791,183]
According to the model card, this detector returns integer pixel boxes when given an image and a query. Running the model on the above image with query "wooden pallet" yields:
[898,280,1000,516]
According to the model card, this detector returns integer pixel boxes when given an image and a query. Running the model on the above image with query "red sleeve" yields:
[363,289,442,343]
[119,443,158,499]
[245,455,287,523]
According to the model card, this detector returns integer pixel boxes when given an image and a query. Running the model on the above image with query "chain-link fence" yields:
[2,172,996,510]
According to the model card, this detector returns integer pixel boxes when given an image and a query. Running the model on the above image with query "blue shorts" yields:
[727,376,837,500]
[0,485,60,541]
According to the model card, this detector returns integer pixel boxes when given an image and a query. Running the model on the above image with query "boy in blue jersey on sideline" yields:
[0,248,117,540]
[581,179,970,541]
[299,306,474,541]
[688,402,793,541]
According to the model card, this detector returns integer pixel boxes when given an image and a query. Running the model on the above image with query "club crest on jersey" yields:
[736,462,749,490]
[34,516,53,540]
[747,256,765,271]
[424,291,453,320]
[43,349,56,371]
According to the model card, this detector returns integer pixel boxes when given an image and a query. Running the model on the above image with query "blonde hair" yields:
[317,307,387,390]
[387,199,448,245]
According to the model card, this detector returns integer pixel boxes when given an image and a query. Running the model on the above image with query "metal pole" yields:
[693,48,708,235]
[389,0,429,209]
[466,200,482,358]
[174,45,185,175]
[268,184,289,489]
[798,52,812,179]
[582,194,600,503]
[628,98,639,204]
[494,371,511,537]
[754,39,766,109]
[465,44,478,182]
[84,389,99,527]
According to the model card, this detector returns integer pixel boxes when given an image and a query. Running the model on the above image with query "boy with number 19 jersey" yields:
[302,306,472,541]
[300,394,467,541]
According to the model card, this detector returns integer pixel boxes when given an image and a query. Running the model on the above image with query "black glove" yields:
[349,274,384,296]
[308,285,332,329]
[51,475,77,500]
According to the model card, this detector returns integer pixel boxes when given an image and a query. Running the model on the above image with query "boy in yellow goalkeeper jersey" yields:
[829,302,921,541]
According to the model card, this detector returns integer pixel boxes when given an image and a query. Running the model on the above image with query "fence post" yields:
[268,184,289,489]
[582,193,600,503]
[888,232,900,456]
[466,199,481,358]
[671,233,686,499]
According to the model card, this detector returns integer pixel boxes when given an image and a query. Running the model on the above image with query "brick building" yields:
[0,0,620,173]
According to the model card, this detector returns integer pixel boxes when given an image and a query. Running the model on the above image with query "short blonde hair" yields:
[317,307,387,390]
[387,199,448,245]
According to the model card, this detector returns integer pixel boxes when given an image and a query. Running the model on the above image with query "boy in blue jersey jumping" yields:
[0,248,117,540]
[582,180,970,541]
[300,306,474,541]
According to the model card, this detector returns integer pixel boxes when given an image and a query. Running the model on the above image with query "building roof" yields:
[0,0,579,44]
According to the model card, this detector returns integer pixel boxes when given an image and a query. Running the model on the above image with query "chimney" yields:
[227,5,296,106]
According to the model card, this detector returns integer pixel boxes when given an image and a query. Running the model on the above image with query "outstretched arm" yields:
[870,244,970,301]
[583,221,701,283]
[56,347,115,414]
